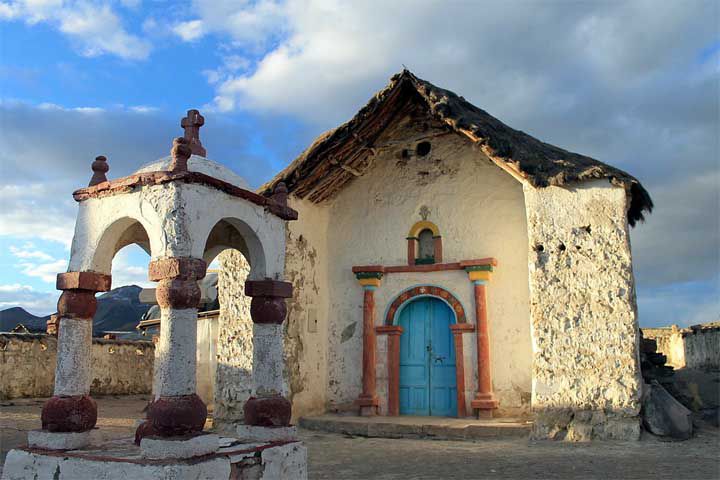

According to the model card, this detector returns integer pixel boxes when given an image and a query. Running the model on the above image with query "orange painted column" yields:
[406,237,416,265]
[376,325,403,416]
[354,269,383,416]
[450,323,475,417]
[465,265,499,418]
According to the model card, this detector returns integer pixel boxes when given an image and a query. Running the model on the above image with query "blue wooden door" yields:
[398,297,457,416]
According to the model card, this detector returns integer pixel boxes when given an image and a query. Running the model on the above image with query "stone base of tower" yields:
[2,436,307,480]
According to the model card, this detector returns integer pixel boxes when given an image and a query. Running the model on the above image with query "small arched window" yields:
[407,221,442,265]
[417,229,435,263]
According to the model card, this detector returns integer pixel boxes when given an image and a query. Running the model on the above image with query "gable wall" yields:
[316,127,533,415]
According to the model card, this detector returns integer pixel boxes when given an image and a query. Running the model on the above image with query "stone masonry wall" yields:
[643,323,720,369]
[213,249,253,425]
[524,180,643,441]
[0,333,154,399]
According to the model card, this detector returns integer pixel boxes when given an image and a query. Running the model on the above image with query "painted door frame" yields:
[377,285,475,417]
[397,296,457,416]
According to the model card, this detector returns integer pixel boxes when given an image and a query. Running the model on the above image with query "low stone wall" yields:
[0,333,154,400]
[642,323,720,369]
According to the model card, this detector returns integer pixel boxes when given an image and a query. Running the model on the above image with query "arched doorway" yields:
[398,297,457,416]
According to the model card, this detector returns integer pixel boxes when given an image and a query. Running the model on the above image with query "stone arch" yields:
[88,216,154,275]
[385,285,466,326]
[202,217,265,280]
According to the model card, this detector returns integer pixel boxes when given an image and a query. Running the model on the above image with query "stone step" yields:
[299,415,531,441]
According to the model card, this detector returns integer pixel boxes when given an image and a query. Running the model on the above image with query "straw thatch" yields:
[260,70,652,225]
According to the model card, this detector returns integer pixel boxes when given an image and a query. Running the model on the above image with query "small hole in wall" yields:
[398,148,411,159]
[558,243,566,252]
[576,245,582,250]
[534,244,544,252]
[582,225,592,234]
[416,141,432,157]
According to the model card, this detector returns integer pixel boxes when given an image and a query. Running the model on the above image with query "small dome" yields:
[135,155,249,189]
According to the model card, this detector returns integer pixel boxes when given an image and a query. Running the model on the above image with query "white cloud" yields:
[173,0,286,49]
[0,184,76,247]
[111,245,152,288]
[8,242,67,283]
[173,19,204,41]
[0,0,150,60]
[203,54,250,86]
[186,1,716,127]
[9,245,53,261]
[0,284,57,316]
[129,105,159,114]
[16,258,67,283]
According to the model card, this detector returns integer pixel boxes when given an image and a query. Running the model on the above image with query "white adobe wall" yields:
[68,182,285,282]
[524,179,643,440]
[322,132,532,415]
[282,197,330,419]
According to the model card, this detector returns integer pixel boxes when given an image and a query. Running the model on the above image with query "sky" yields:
[0,0,717,328]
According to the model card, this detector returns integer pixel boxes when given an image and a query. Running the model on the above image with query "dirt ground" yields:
[1,396,719,480]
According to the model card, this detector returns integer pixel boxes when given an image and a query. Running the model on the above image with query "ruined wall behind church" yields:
[524,180,643,440]
[322,127,533,415]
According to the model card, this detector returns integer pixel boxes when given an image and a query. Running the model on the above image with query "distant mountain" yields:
[0,285,151,336]
[0,307,48,332]
[93,285,151,335]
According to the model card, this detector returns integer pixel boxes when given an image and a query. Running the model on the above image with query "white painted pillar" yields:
[244,280,293,426]
[34,272,111,450]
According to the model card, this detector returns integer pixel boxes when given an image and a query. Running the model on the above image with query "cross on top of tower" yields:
[181,109,207,157]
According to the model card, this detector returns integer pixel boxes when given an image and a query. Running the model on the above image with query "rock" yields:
[642,381,693,440]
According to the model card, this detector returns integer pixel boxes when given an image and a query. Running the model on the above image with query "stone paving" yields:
[2,396,719,479]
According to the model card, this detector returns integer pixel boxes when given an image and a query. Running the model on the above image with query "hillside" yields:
[0,307,48,332]
[0,285,151,336]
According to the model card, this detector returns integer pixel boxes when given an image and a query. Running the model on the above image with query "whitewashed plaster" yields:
[136,155,249,189]
[154,308,197,397]
[274,130,532,418]
[281,197,330,419]
[253,324,287,397]
[54,318,93,396]
[322,132,533,414]
[68,180,285,282]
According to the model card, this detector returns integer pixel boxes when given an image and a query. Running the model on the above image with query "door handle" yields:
[434,355,445,364]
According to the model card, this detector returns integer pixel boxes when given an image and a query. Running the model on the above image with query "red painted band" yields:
[57,271,112,292]
[41,395,97,432]
[244,396,292,427]
[73,171,298,221]
[245,280,293,298]
[147,394,207,437]
[148,257,206,282]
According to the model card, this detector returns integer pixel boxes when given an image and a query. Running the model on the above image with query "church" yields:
[22,70,654,457]
[210,70,653,441]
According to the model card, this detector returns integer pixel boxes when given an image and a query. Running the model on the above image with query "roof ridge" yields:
[260,70,652,225]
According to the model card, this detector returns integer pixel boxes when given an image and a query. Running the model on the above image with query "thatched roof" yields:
[260,70,652,226]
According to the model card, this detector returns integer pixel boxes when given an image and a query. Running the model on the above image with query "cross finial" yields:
[181,109,206,157]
